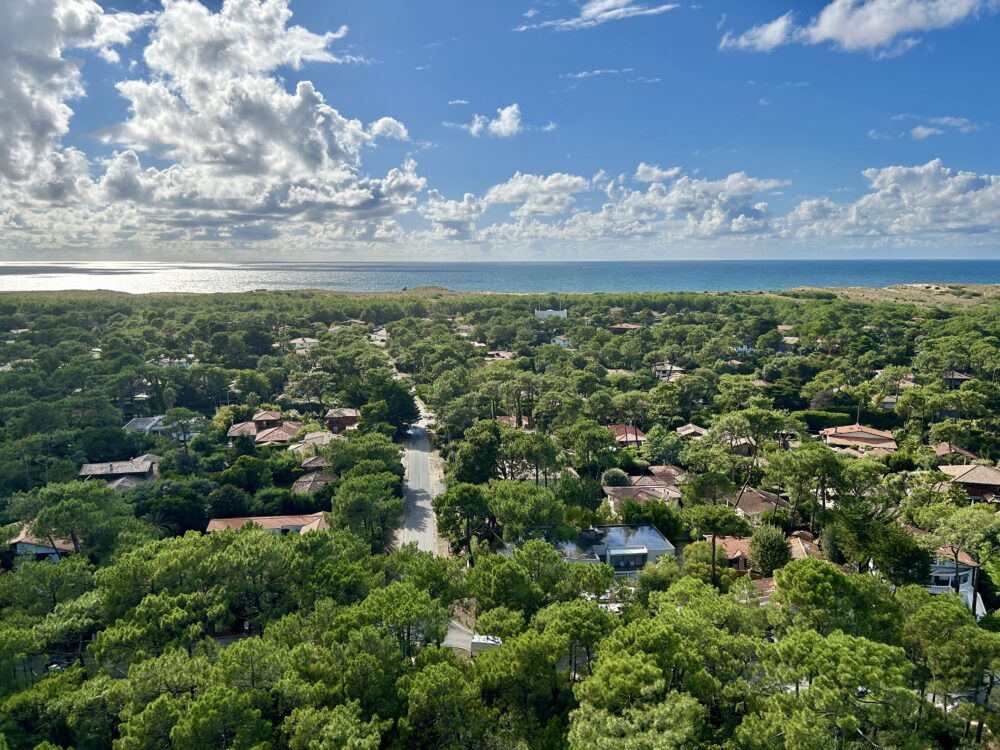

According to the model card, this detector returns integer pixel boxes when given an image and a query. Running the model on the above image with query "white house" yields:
[289,337,320,351]
[535,309,568,319]
[926,555,986,618]
[551,335,572,348]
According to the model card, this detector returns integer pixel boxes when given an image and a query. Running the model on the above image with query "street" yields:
[396,424,442,554]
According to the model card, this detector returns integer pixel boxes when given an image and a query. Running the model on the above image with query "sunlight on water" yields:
[3,260,1000,294]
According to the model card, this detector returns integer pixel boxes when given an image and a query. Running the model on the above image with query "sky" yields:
[1,0,1000,261]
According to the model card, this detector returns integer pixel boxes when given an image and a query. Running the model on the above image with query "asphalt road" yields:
[397,424,442,554]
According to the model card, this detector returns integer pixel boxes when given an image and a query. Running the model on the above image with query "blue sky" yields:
[3,0,1000,259]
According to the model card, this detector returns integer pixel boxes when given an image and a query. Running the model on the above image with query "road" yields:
[396,424,443,554]
[388,372,474,652]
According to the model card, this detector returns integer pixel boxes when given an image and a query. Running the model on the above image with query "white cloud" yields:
[721,0,994,55]
[634,163,682,182]
[1,0,426,253]
[910,125,943,139]
[562,68,635,79]
[516,0,680,31]
[443,103,549,138]
[448,99,470,105]
[484,172,590,216]
[0,0,151,187]
[720,12,795,51]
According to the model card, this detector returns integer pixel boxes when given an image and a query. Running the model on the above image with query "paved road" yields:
[397,425,441,553]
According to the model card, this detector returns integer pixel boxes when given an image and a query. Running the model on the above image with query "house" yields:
[820,424,898,454]
[471,635,503,655]
[535,309,568,319]
[255,422,301,445]
[647,464,687,485]
[289,337,320,351]
[934,442,978,462]
[482,350,516,364]
[454,324,475,337]
[927,552,985,616]
[777,324,794,333]
[496,415,534,431]
[325,407,360,433]
[728,487,791,523]
[610,424,646,448]
[878,394,899,412]
[206,512,329,534]
[608,323,642,335]
[937,464,1000,503]
[79,454,161,483]
[733,344,756,355]
[288,431,344,453]
[253,410,283,430]
[227,421,258,439]
[714,530,826,575]
[8,524,75,562]
[603,485,681,516]
[714,536,753,572]
[300,455,331,472]
[555,525,675,578]
[676,423,709,440]
[652,361,685,382]
[751,379,774,388]
[551,335,572,348]
[147,354,197,368]
[943,370,973,389]
[123,415,166,435]
[291,472,336,495]
[777,336,799,353]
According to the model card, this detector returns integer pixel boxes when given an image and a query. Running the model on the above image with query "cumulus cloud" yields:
[484,172,590,216]
[0,0,151,187]
[634,163,682,182]
[443,103,551,138]
[516,0,680,31]
[721,0,994,55]
[2,0,428,253]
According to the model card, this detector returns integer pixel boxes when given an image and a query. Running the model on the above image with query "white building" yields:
[535,309,568,319]
[551,335,572,348]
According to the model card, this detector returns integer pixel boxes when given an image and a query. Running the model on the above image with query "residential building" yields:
[603,485,681,516]
[253,410,283,430]
[820,424,898,454]
[288,431,343,453]
[482,350,515,364]
[255,422,302,445]
[728,487,791,523]
[934,442,978,462]
[325,407,360,433]
[123,415,166,435]
[300,455,331,471]
[937,464,1000,503]
[534,309,568,319]
[777,336,799,353]
[676,423,708,439]
[291,472,336,495]
[927,547,985,616]
[496,415,534,431]
[943,370,973,389]
[609,424,646,448]
[555,525,676,578]
[289,337,320,351]
[206,512,329,534]
[652,361,684,382]
[551,335,572,348]
[8,524,75,562]
[608,323,642,335]
[79,454,161,483]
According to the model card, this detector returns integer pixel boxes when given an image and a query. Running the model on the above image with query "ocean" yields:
[2,260,1000,294]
